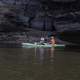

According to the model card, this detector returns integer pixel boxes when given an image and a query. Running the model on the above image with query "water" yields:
[0,47,80,80]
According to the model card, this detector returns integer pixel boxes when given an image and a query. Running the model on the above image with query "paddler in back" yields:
[49,36,55,45]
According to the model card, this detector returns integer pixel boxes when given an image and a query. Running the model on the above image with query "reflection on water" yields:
[0,48,80,80]
[38,48,44,64]
[50,48,54,63]
[33,47,55,64]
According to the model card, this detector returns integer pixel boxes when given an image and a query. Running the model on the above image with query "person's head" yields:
[50,36,55,39]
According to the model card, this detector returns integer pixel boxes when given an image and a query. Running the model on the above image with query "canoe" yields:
[22,43,65,48]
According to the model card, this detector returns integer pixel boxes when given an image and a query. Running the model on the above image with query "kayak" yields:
[22,43,65,48]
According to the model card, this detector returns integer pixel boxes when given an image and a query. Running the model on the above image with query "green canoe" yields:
[22,43,65,48]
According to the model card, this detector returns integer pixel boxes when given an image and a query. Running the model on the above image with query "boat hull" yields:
[22,43,65,48]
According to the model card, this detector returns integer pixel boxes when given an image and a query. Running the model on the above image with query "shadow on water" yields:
[65,45,80,52]
[0,43,22,48]
[0,46,80,80]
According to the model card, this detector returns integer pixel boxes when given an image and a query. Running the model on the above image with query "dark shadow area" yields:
[58,30,80,44]
[64,45,80,52]
[0,43,22,48]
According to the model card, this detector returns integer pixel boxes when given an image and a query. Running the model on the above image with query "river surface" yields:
[0,47,80,80]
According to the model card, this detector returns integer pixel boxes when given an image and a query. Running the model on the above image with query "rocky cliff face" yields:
[0,0,80,32]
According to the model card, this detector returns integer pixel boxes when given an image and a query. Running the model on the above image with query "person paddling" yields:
[50,36,55,45]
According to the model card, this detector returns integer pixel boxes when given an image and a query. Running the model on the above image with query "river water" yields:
[0,47,80,80]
